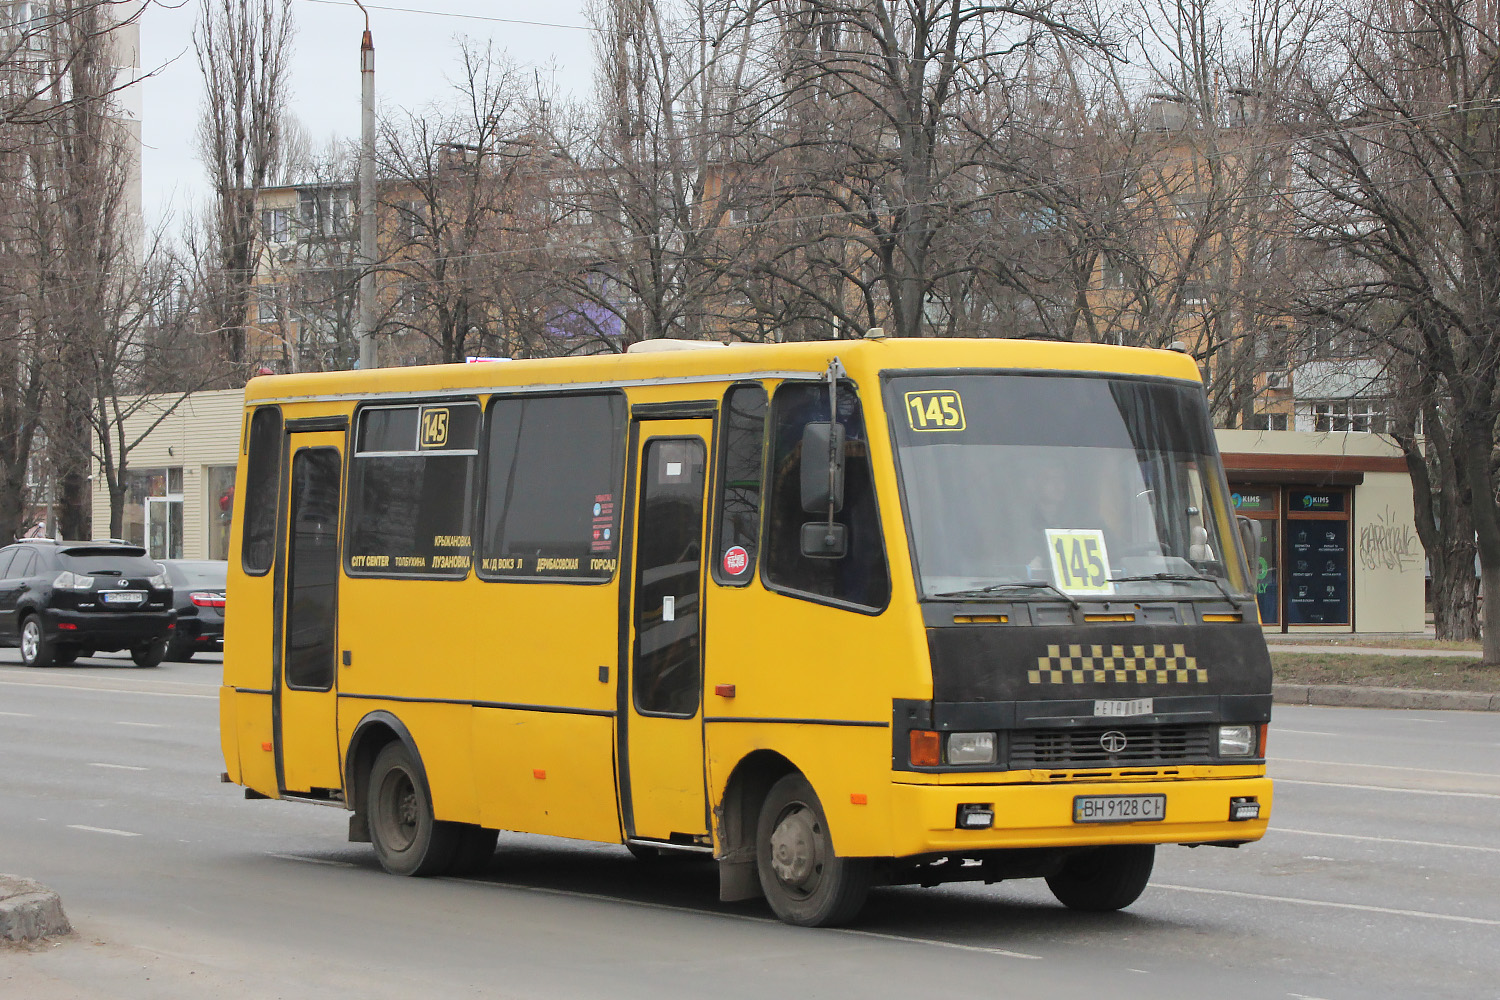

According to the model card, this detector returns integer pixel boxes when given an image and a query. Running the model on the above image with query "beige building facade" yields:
[90,390,243,561]
[1218,429,1424,634]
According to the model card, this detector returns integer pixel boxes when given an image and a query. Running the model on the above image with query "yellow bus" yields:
[221,336,1273,927]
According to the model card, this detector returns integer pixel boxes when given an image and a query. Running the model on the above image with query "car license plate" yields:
[1073,794,1166,823]
[1095,698,1153,717]
[101,591,145,604]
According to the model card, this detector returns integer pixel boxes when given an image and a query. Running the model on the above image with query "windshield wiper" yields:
[1107,572,1244,608]
[933,581,1081,610]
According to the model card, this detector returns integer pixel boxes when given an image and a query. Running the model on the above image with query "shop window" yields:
[1284,489,1350,626]
[207,466,237,561]
[124,466,183,560]
[1230,486,1280,626]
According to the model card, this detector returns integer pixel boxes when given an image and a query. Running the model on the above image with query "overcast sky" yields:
[138,0,596,228]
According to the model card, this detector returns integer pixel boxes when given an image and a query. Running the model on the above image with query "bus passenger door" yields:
[274,430,345,795]
[622,419,711,844]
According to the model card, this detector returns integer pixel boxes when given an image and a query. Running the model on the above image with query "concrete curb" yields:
[1273,683,1500,712]
[0,875,71,944]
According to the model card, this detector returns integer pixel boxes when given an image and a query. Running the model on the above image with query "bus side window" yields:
[479,393,627,582]
[712,383,767,586]
[346,402,480,578]
[763,382,890,611]
[242,406,282,576]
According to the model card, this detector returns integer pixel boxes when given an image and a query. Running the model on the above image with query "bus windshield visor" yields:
[887,373,1250,602]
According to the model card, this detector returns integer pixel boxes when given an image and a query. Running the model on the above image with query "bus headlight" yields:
[946,732,996,765]
[1218,724,1256,756]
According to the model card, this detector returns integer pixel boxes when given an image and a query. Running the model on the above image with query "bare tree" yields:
[195,0,294,372]
[1292,0,1500,656]
[377,42,531,364]
[545,0,779,351]
[749,0,1110,340]
[0,0,145,142]
[18,0,142,538]
[256,141,362,372]
[66,234,215,538]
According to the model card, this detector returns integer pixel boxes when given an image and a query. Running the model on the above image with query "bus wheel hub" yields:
[769,807,821,888]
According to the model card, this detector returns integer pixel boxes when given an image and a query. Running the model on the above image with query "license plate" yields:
[100,591,145,604]
[1073,794,1166,823]
[1095,698,1153,717]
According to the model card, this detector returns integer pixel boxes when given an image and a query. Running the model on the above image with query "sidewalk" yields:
[1266,636,1497,711]
[1266,644,1480,658]
[1273,682,1500,711]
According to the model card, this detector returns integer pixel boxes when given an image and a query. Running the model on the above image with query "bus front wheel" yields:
[1045,844,1155,911]
[367,742,460,876]
[756,773,871,927]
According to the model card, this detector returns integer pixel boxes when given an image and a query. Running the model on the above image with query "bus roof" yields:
[242,338,1202,406]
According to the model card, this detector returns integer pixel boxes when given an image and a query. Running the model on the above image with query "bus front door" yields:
[274,430,345,795]
[622,420,711,844]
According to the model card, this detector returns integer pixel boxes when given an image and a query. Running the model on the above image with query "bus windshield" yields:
[887,373,1250,602]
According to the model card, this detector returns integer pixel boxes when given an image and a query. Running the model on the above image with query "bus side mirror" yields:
[800,521,848,558]
[800,422,845,513]
[1236,515,1262,562]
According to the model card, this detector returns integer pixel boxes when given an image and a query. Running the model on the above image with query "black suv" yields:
[0,540,176,667]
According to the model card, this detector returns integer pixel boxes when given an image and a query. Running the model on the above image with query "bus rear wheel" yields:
[1045,844,1155,911]
[755,773,871,927]
[367,742,460,876]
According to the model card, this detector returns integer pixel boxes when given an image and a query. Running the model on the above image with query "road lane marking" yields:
[1158,883,1500,926]
[0,710,32,717]
[67,825,140,837]
[266,853,357,868]
[0,679,214,700]
[116,722,165,728]
[1275,779,1500,800]
[88,763,148,771]
[446,877,1043,960]
[1275,827,1500,854]
[837,927,1043,960]
[1275,757,1499,779]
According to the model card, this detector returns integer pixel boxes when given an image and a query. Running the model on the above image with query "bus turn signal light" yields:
[910,730,941,767]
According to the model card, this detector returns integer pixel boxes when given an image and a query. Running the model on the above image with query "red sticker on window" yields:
[722,545,749,576]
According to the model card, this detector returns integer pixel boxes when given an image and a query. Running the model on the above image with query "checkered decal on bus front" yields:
[1028,643,1207,684]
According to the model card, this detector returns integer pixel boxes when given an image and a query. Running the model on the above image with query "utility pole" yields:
[356,2,377,370]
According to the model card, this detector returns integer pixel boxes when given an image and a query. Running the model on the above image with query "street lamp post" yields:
[355,1,377,370]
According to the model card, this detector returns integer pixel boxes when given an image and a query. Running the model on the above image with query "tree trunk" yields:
[1482,562,1500,666]
[109,482,127,541]
[1432,549,1480,642]
[1394,418,1480,642]
[56,465,90,540]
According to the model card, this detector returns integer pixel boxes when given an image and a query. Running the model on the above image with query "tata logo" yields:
[1100,731,1128,753]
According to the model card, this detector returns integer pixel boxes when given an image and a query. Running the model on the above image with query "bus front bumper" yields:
[887,775,1272,856]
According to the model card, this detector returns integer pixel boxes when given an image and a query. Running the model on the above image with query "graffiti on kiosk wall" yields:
[1358,507,1420,572]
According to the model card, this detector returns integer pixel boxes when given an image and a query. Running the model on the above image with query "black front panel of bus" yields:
[926,622,1272,703]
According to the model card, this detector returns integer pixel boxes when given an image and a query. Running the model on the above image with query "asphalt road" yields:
[2,650,1498,1000]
